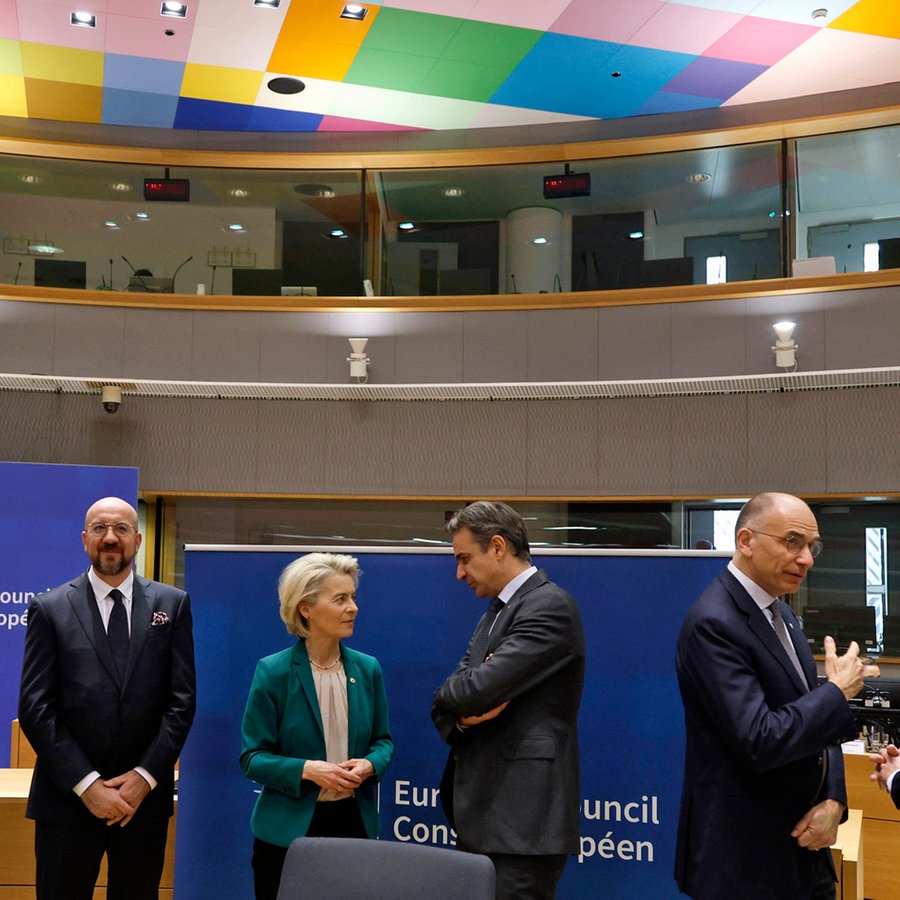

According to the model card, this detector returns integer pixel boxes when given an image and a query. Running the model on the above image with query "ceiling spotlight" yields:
[347,338,370,382]
[28,239,64,255]
[811,8,828,20]
[160,1,187,17]
[20,174,42,186]
[111,181,131,192]
[532,237,549,245]
[443,187,465,198]
[687,172,711,184]
[341,4,368,20]
[229,188,250,199]
[398,221,417,232]
[70,10,97,27]
[135,211,150,220]
[629,231,644,240]
[227,223,245,232]
[772,321,798,370]
[315,187,336,198]
[103,220,119,229]
[253,0,280,6]
[328,228,349,239]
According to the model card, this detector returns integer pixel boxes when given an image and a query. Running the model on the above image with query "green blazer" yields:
[240,640,393,847]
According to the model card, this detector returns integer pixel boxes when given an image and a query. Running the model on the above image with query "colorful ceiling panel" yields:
[0,0,898,133]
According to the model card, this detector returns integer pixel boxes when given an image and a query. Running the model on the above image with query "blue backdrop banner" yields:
[0,462,139,765]
[180,545,726,899]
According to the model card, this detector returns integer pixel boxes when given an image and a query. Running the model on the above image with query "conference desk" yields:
[0,768,176,899]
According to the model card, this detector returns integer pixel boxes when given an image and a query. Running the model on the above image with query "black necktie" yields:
[469,597,504,665]
[108,588,129,677]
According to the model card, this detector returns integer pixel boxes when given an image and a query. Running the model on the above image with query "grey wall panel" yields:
[596,397,673,496]
[526,308,599,382]
[824,286,900,369]
[671,299,749,377]
[526,400,600,495]
[190,311,264,382]
[596,304,673,380]
[257,311,330,384]
[453,400,530,498]
[2,388,900,498]
[0,300,56,375]
[123,308,196,380]
[253,400,331,494]
[393,311,464,384]
[51,305,127,377]
[746,391,829,495]
[824,387,900,493]
[462,310,529,383]
[321,402,397,494]
[669,395,749,496]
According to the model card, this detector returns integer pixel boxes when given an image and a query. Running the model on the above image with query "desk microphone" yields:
[510,273,519,294]
[122,256,149,291]
[14,260,22,285]
[171,255,193,292]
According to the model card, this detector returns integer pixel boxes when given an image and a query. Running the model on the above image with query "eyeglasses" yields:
[86,521,137,538]
[749,530,823,559]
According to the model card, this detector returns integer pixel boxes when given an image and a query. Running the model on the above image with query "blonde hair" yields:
[278,552,360,638]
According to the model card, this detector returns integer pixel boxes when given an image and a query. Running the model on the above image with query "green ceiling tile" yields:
[0,39,24,77]
[346,47,437,93]
[441,20,541,68]
[361,8,462,57]
[420,58,513,104]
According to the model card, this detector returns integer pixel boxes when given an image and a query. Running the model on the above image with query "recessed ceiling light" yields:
[103,220,119,229]
[28,240,64,254]
[70,10,97,27]
[111,181,131,192]
[135,211,150,220]
[398,221,417,232]
[315,187,335,198]
[341,4,368,20]
[267,76,305,95]
[443,187,465,198]
[253,0,280,6]
[532,236,549,245]
[811,8,828,20]
[227,223,245,232]
[19,174,42,185]
[229,188,250,199]
[160,1,187,18]
[328,228,349,239]
[687,172,711,183]
[629,231,644,240]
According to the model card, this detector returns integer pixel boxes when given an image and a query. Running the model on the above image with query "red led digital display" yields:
[543,172,591,199]
[143,178,191,201]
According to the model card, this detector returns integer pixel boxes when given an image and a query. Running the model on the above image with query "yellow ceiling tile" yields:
[0,74,27,117]
[269,2,378,73]
[20,43,103,87]
[268,38,359,81]
[24,80,102,123]
[830,0,900,39]
[181,64,265,104]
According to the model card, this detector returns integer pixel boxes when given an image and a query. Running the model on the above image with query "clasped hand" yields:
[303,758,375,792]
[81,770,150,826]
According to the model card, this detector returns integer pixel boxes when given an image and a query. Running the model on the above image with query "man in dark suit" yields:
[675,492,879,900]
[18,496,196,900]
[869,743,900,808]
[432,501,585,900]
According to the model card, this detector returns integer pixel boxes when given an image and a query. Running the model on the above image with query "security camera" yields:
[101,385,122,414]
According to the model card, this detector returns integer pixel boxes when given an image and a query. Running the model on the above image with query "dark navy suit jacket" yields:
[675,568,857,900]
[18,571,196,825]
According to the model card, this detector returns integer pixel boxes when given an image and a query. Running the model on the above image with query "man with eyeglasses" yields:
[18,497,196,900]
[675,492,880,900]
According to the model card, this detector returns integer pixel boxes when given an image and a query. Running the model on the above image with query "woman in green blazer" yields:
[240,553,393,900]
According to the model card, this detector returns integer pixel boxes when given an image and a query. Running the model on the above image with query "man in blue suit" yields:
[675,492,879,900]
[18,497,196,900]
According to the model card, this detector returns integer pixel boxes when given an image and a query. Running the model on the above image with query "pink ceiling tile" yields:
[704,15,817,65]
[105,13,195,61]
[630,4,741,55]
[467,0,573,31]
[550,0,664,43]
[16,0,107,49]
[1,0,20,40]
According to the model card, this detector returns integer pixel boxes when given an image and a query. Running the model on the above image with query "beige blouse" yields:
[311,661,351,802]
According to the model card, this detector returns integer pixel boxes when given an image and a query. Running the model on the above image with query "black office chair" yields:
[275,837,495,900]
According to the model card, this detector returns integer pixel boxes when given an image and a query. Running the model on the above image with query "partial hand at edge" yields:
[790,798,843,851]
[823,635,880,700]
[460,700,509,727]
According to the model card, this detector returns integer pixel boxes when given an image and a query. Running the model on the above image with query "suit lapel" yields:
[293,643,325,741]
[485,569,548,654]
[721,570,809,692]
[67,575,120,685]
[126,577,153,687]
